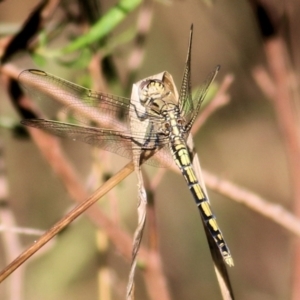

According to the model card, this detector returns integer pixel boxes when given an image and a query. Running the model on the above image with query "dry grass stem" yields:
[0,161,134,283]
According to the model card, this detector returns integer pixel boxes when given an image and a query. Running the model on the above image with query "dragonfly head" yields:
[139,79,166,102]
[138,79,175,114]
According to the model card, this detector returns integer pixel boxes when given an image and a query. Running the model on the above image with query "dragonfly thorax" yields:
[155,107,186,140]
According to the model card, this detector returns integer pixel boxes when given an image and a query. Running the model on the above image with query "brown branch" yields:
[264,37,300,202]
[264,35,300,300]
[0,140,24,300]
[0,208,24,300]
[252,65,276,99]
[203,170,300,237]
[191,73,234,135]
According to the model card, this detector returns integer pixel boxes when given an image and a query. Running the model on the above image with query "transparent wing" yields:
[18,69,165,133]
[182,66,219,132]
[178,25,193,116]
[18,70,179,166]
[177,26,219,133]
[21,117,171,150]
[21,118,174,167]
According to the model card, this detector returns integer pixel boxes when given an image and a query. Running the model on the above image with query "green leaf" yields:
[61,0,142,54]
[56,48,92,69]
[31,52,47,66]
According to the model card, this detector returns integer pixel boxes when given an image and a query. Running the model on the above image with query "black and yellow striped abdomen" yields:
[171,140,234,267]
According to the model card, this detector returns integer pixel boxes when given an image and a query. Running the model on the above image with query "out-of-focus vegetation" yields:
[1,0,299,299]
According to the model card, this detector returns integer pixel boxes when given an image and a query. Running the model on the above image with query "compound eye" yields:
[163,122,170,134]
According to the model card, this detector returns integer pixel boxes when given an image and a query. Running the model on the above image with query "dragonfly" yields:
[19,26,233,268]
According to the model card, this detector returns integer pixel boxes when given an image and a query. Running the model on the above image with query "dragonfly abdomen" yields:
[170,141,234,266]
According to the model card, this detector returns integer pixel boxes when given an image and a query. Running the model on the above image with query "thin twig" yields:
[0,208,24,300]
[0,226,44,236]
[0,140,24,300]
[191,74,234,135]
[203,170,300,237]
[252,65,276,99]
[96,230,112,300]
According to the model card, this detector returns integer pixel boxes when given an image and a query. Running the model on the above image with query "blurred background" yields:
[0,0,299,299]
